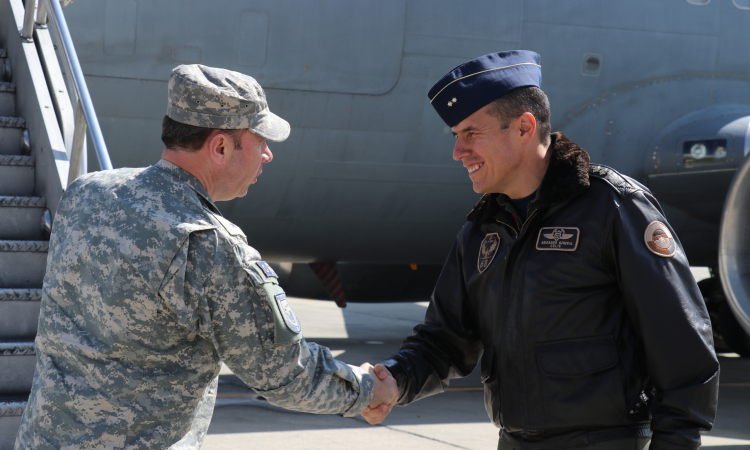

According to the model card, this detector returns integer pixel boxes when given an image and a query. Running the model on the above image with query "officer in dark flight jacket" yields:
[361,51,719,450]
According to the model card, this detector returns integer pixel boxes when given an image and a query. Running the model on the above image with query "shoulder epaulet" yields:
[588,164,644,197]
[203,208,246,238]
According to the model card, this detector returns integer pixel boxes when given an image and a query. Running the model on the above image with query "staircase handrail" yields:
[22,0,112,184]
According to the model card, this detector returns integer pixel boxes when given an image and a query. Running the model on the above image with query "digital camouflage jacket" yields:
[16,160,373,449]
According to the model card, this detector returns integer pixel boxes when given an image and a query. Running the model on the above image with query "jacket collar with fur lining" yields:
[466,132,590,224]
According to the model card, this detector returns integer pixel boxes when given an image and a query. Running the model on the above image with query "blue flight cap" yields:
[428,50,542,127]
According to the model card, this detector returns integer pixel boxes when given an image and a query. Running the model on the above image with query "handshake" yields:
[359,362,398,424]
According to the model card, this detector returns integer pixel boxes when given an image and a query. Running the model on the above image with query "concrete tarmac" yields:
[204,298,750,450]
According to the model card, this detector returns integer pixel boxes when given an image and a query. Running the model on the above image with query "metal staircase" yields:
[0,0,111,447]
[0,44,46,449]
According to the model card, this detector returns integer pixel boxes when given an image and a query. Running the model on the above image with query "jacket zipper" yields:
[497,207,540,429]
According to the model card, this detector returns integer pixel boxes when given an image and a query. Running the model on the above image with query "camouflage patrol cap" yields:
[167,64,290,142]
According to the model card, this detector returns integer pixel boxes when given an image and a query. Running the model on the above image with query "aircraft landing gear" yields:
[700,276,750,357]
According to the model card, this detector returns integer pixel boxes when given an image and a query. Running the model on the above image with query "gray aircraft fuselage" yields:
[65,0,749,282]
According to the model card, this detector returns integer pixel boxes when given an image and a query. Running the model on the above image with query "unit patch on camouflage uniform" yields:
[478,233,501,274]
[274,293,301,333]
[536,227,580,251]
[644,221,675,257]
[256,261,278,278]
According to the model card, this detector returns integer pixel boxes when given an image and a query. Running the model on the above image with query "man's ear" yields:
[516,112,537,143]
[206,131,231,166]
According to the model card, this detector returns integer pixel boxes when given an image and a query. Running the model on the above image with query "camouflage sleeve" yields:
[163,229,373,417]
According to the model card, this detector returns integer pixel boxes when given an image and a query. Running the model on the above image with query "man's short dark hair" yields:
[487,86,551,145]
[161,115,245,151]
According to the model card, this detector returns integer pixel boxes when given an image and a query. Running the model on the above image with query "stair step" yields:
[0,342,36,395]
[0,117,26,156]
[0,197,45,240]
[0,289,41,340]
[0,399,26,450]
[0,241,49,288]
[0,156,34,196]
[0,83,15,117]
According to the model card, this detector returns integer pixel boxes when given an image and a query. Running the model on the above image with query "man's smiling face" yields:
[451,103,525,195]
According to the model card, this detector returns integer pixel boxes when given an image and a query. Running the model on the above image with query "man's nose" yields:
[453,139,469,161]
[262,143,273,163]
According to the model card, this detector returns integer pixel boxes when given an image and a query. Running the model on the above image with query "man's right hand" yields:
[360,363,397,424]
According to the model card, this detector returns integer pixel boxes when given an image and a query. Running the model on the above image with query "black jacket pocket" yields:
[536,335,618,377]
[535,335,626,428]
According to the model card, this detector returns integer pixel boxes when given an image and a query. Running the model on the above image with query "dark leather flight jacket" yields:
[381,133,719,450]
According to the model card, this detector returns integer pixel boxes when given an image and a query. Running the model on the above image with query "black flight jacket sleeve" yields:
[380,236,483,405]
[609,189,719,450]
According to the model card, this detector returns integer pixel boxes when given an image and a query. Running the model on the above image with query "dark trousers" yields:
[498,437,651,450]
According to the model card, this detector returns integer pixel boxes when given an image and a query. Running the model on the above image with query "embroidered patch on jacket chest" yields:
[478,233,501,273]
[536,227,580,251]
[644,221,675,257]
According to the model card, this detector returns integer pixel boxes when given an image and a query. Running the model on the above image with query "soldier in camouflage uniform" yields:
[15,65,397,449]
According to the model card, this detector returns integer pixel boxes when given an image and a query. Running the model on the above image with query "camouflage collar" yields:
[154,159,221,214]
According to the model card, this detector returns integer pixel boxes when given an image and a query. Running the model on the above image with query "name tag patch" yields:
[536,227,580,251]
[478,233,501,274]
[256,261,278,278]
[274,293,301,333]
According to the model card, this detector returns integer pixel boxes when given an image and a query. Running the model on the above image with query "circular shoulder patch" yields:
[644,221,676,258]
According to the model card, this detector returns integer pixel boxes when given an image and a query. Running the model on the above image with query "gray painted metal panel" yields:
[0,88,14,117]
[0,241,48,288]
[0,204,45,240]
[0,122,24,155]
[64,0,750,261]
[0,343,36,395]
[0,301,40,339]
[0,164,33,196]
[65,0,407,94]
[0,411,23,450]
[0,289,41,340]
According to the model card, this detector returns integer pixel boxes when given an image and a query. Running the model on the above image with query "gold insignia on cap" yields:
[644,221,676,258]
[448,100,454,107]
[452,97,457,103]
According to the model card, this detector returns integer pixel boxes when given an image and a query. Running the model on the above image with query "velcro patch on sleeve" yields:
[258,283,302,345]
[274,292,302,334]
[256,261,278,278]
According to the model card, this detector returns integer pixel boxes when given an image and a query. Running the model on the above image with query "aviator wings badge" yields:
[478,233,501,274]
[536,227,580,251]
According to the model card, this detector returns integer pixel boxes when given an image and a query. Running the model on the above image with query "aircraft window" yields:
[683,139,727,167]
[581,53,602,77]
[686,0,711,5]
[733,0,750,9]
